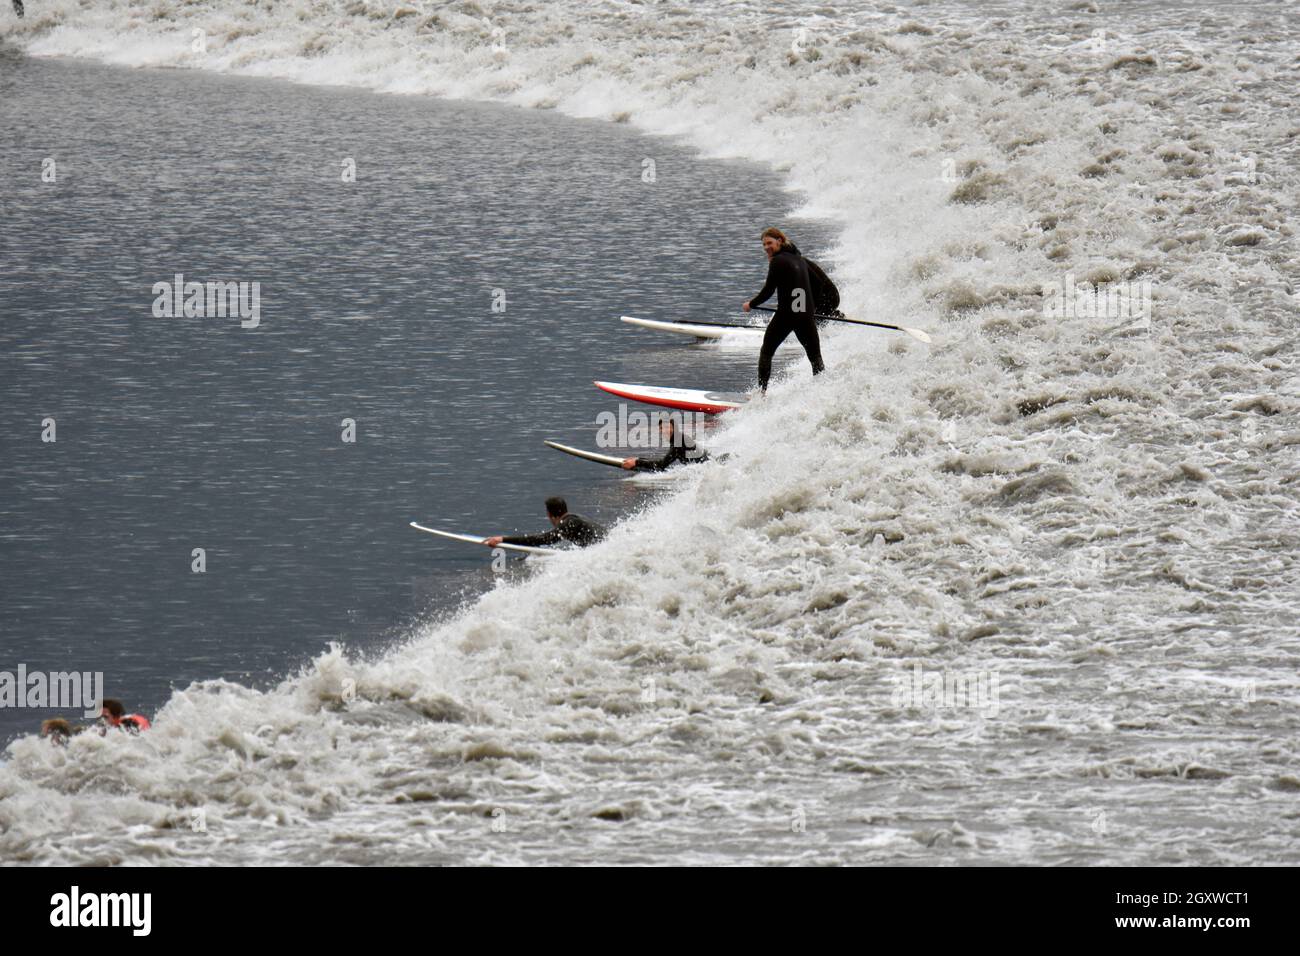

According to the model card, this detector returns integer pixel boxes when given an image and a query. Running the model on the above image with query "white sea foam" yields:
[2,0,1297,864]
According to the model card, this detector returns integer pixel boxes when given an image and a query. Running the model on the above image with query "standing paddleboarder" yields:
[743,227,825,394]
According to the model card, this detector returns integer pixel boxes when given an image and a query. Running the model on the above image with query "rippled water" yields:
[0,0,1296,865]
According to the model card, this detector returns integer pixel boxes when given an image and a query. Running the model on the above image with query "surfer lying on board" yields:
[621,416,708,471]
[485,497,607,549]
[742,226,826,393]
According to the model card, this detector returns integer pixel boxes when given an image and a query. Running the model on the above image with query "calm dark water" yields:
[0,53,835,743]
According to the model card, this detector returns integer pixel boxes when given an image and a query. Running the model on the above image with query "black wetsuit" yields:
[634,438,708,471]
[13,1,24,18]
[785,241,841,318]
[503,512,606,548]
[749,247,825,391]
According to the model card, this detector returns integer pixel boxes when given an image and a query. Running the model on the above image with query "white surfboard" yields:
[620,315,765,341]
[626,469,684,485]
[544,440,627,468]
[594,381,749,414]
[409,522,557,556]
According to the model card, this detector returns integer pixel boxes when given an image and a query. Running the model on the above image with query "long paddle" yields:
[750,305,932,344]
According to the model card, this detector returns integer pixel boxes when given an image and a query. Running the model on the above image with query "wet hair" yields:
[41,718,73,739]
[654,411,680,431]
[761,226,794,251]
[545,497,568,518]
[101,698,125,718]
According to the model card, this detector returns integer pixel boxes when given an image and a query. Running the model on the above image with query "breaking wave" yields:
[2,0,1297,864]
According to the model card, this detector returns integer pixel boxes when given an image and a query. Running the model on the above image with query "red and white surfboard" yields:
[594,381,749,414]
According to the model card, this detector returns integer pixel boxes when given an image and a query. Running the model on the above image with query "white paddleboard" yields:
[594,381,749,414]
[620,315,765,341]
[544,440,626,468]
[409,522,557,556]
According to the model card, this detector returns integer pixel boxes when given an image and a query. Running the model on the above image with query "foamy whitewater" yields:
[2,0,1298,864]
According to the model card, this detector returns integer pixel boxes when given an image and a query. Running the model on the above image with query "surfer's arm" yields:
[634,447,676,470]
[501,529,561,547]
[643,441,708,470]
[747,262,777,309]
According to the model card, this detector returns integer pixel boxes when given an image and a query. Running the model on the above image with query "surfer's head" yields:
[655,412,679,444]
[761,226,793,258]
[100,698,126,725]
[545,497,568,525]
[41,718,73,744]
